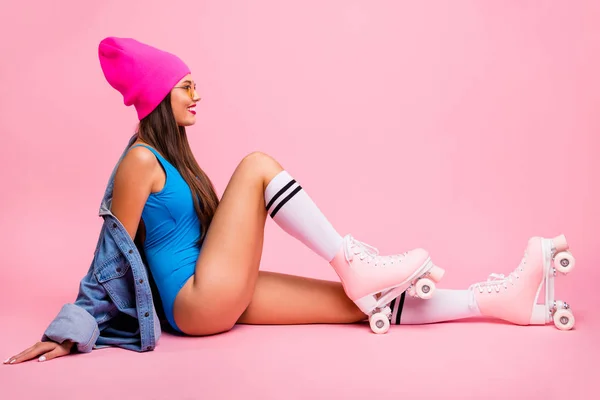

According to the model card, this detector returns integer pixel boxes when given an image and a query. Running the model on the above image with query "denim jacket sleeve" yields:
[41,223,120,353]
[41,216,162,354]
[40,267,107,353]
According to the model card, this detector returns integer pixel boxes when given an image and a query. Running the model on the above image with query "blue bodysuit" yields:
[129,144,201,333]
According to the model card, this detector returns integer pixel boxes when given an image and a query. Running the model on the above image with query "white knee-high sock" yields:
[265,170,343,262]
[389,289,481,325]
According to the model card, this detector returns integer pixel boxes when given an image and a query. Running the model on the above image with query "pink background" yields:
[1,0,598,398]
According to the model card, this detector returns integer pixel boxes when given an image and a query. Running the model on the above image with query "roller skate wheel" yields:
[553,308,575,331]
[416,278,435,300]
[369,313,390,334]
[554,252,575,274]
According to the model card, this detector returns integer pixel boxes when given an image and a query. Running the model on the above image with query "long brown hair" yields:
[136,93,219,246]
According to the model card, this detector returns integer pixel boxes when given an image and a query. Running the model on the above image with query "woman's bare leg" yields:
[238,271,365,325]
[173,151,333,335]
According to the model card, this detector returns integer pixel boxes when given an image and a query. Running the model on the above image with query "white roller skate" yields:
[469,234,575,330]
[330,234,445,334]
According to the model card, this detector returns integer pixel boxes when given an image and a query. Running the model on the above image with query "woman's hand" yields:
[3,340,74,365]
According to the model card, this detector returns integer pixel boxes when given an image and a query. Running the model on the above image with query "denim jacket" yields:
[41,135,165,353]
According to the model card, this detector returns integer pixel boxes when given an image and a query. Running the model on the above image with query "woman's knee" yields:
[239,151,282,180]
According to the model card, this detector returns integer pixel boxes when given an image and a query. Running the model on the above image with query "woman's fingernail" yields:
[3,358,10,364]
[38,356,46,362]
[9,359,15,364]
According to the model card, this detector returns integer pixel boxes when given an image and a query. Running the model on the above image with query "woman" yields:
[4,37,576,365]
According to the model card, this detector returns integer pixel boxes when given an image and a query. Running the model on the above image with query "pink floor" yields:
[1,297,597,399]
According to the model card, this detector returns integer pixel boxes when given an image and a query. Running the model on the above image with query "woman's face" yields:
[171,74,201,126]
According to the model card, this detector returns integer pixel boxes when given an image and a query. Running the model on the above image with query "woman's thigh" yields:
[173,152,283,335]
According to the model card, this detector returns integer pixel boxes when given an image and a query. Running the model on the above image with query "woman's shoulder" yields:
[117,143,160,177]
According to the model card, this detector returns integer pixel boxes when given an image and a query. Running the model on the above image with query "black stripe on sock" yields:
[270,186,302,218]
[395,291,406,325]
[266,179,296,211]
[389,298,397,316]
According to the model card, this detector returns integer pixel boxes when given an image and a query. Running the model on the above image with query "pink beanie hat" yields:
[98,37,190,120]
